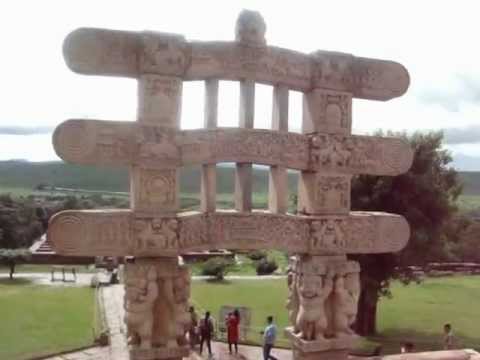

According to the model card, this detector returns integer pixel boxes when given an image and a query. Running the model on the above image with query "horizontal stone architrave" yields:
[47,209,410,257]
[53,119,413,176]
[62,28,409,100]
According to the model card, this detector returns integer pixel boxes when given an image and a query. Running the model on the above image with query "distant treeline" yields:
[0,160,479,195]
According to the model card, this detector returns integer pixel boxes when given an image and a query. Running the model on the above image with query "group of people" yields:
[187,305,278,359]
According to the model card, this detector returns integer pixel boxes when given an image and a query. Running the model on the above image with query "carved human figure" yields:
[332,273,360,337]
[125,266,158,349]
[173,269,191,347]
[295,269,334,341]
[312,220,345,248]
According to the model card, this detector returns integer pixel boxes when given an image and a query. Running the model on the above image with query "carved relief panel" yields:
[298,174,351,215]
[131,168,178,214]
[303,89,352,135]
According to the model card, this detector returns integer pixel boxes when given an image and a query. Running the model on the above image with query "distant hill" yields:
[0,161,299,195]
[0,160,478,195]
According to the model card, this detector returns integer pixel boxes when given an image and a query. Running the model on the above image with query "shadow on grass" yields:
[0,277,33,286]
[368,328,480,354]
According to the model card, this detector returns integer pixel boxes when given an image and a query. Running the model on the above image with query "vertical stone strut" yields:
[235,79,255,212]
[129,73,190,360]
[200,79,219,212]
[269,85,289,213]
[298,89,352,215]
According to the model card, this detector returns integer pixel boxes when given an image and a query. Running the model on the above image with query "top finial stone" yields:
[235,10,266,46]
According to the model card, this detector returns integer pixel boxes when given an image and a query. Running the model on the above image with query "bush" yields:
[200,257,233,281]
[256,259,278,275]
[246,250,267,261]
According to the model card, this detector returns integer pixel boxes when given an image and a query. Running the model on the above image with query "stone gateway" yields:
[49,9,412,360]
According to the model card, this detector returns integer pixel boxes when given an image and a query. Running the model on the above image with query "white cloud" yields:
[1,0,480,165]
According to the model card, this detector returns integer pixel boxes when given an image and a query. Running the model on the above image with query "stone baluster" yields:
[268,85,289,213]
[235,79,255,212]
[200,79,219,213]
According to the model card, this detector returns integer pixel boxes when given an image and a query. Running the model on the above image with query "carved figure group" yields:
[288,257,360,342]
[124,265,158,349]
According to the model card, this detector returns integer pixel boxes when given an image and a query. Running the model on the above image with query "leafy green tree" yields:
[350,131,462,336]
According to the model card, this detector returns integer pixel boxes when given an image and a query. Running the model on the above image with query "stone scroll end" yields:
[63,27,138,77]
[52,119,94,164]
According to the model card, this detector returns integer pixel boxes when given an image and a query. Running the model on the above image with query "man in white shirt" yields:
[262,316,278,360]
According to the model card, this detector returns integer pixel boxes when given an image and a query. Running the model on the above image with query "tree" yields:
[0,194,45,249]
[350,131,462,336]
[0,248,31,279]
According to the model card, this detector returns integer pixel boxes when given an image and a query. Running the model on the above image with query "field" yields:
[0,279,96,360]
[0,161,478,214]
[191,276,480,354]
[457,194,480,213]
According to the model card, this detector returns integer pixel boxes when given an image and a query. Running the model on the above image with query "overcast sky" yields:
[1,0,479,169]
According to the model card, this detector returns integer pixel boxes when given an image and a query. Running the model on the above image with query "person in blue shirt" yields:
[261,316,278,360]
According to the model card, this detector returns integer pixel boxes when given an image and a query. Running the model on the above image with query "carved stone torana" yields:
[51,9,413,360]
[48,210,410,256]
[53,120,413,176]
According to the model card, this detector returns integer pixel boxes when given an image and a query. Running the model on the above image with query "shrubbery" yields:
[246,250,267,261]
[256,258,278,275]
[200,257,233,280]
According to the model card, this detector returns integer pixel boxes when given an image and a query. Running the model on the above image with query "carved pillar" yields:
[298,89,352,216]
[290,85,359,359]
[286,255,360,359]
[127,36,190,358]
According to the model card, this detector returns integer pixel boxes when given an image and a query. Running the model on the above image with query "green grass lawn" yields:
[0,279,96,360]
[191,276,480,354]
[0,264,97,274]
[187,250,290,276]
[457,194,480,213]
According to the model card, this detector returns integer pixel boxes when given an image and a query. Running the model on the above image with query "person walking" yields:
[226,309,240,354]
[199,311,214,357]
[261,316,278,360]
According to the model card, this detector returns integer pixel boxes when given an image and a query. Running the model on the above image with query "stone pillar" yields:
[298,89,352,216]
[290,87,358,360]
[126,37,190,358]
[286,255,360,360]
[268,85,289,213]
